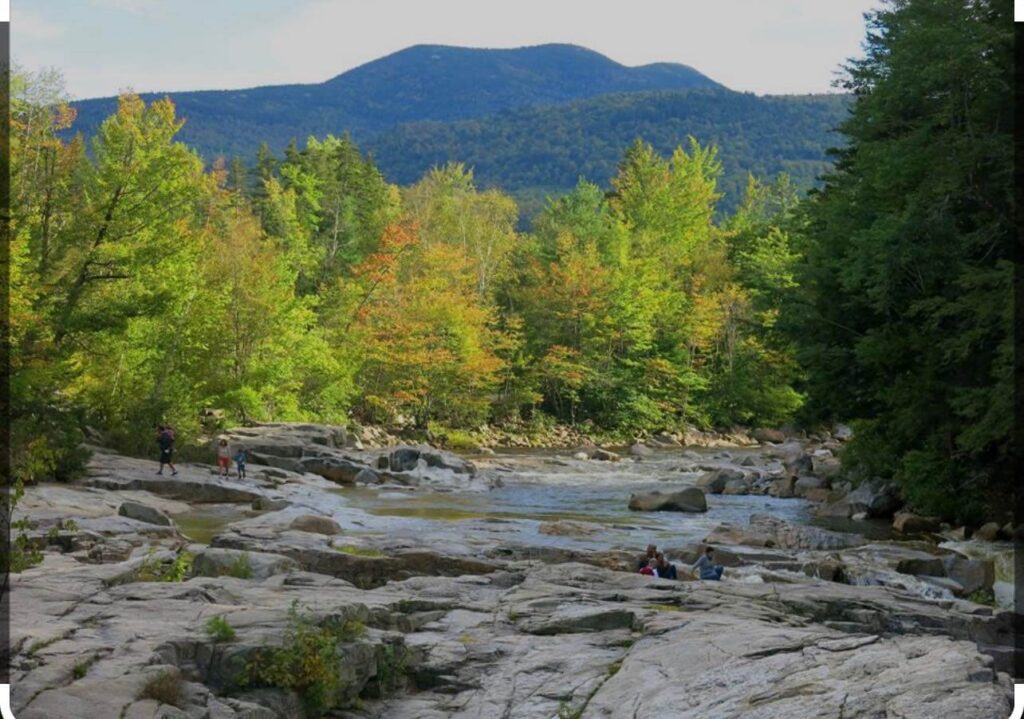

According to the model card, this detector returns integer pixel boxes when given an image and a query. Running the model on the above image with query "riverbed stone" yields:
[192,548,299,580]
[893,512,942,534]
[117,501,173,526]
[695,468,743,494]
[974,522,1001,542]
[288,514,341,535]
[627,488,707,513]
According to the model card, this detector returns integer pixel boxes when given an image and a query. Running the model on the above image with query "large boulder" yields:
[590,448,620,462]
[299,456,369,485]
[749,514,864,550]
[769,476,796,499]
[893,512,942,534]
[752,428,786,444]
[288,514,341,536]
[696,468,744,494]
[895,553,995,596]
[721,478,751,495]
[811,453,842,479]
[628,443,653,457]
[704,522,777,548]
[385,445,477,474]
[784,452,813,478]
[973,522,1001,542]
[793,475,827,498]
[117,501,172,527]
[628,488,707,513]
[538,521,601,536]
[818,480,902,519]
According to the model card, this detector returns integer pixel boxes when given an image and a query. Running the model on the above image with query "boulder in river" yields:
[628,488,707,513]
[818,479,902,519]
[628,442,653,457]
[695,468,744,494]
[793,475,827,497]
[721,478,751,495]
[973,522,1001,542]
[893,512,941,534]
[538,520,601,536]
[751,428,786,444]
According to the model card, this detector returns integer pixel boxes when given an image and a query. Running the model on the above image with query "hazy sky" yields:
[16,0,882,100]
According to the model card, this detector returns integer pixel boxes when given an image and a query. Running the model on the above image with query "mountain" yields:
[364,89,849,213]
[67,43,846,214]
[68,44,723,158]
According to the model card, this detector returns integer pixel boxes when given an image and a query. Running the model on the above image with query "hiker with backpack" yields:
[156,425,178,476]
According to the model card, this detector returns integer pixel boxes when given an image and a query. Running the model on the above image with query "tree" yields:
[788,0,1013,521]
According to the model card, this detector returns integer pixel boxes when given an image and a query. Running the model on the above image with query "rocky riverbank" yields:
[9,424,1020,718]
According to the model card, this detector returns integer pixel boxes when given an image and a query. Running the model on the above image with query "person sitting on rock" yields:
[656,552,677,580]
[637,543,658,571]
[234,446,248,479]
[216,438,232,477]
[639,557,659,577]
[693,546,724,580]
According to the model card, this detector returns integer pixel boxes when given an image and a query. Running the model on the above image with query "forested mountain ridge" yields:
[67,43,723,156]
[65,44,845,213]
[363,89,849,212]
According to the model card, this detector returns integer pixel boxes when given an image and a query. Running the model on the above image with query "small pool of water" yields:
[172,504,264,544]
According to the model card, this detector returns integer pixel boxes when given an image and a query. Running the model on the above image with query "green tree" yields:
[788,0,1013,521]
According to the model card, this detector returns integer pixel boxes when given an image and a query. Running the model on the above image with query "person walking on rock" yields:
[156,425,178,476]
[216,438,232,477]
[693,546,724,580]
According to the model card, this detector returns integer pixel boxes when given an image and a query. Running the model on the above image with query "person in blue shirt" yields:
[234,447,248,479]
[693,546,724,580]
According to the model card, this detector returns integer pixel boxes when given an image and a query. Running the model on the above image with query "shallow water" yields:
[322,447,813,552]
[172,504,263,544]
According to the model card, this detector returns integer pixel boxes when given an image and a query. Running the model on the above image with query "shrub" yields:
[244,602,366,717]
[227,552,253,579]
[139,668,185,708]
[205,615,236,642]
[137,549,194,582]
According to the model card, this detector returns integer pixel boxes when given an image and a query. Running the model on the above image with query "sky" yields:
[15,0,882,100]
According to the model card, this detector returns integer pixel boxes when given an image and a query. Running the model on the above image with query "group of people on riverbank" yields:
[154,426,248,479]
[637,543,724,581]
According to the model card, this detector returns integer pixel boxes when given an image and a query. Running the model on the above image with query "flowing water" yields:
[319,446,813,552]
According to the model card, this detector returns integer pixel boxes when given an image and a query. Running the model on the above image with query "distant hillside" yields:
[364,89,850,212]
[68,43,723,158]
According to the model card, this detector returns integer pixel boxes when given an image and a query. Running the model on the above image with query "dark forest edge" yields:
[7,0,1013,532]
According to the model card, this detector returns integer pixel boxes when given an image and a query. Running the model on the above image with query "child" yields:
[216,438,231,477]
[639,557,659,577]
[234,446,248,479]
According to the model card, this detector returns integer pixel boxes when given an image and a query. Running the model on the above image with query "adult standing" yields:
[156,425,178,476]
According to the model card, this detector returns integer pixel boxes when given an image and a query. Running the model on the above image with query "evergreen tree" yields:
[789,0,1014,521]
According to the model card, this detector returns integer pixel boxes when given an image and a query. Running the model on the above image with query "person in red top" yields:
[216,438,231,477]
[639,558,659,577]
